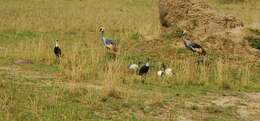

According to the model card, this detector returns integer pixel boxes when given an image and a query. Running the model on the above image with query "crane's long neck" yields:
[182,35,190,45]
[182,35,188,42]
[100,31,106,44]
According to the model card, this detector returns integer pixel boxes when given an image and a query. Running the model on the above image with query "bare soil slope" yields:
[159,0,255,54]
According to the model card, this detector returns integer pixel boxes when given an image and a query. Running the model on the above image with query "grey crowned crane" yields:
[138,59,150,76]
[99,27,118,52]
[157,63,173,77]
[181,30,206,55]
[54,40,61,58]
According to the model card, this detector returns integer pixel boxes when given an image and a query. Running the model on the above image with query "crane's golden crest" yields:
[106,44,113,49]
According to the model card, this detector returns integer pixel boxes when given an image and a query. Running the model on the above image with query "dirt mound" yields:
[159,0,254,54]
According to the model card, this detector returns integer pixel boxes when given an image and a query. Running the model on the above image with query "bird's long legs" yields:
[56,57,60,64]
[141,75,147,84]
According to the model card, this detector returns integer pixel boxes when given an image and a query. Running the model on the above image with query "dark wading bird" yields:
[181,30,206,55]
[54,40,61,63]
[99,27,118,52]
[138,59,150,83]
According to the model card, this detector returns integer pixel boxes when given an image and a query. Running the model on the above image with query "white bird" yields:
[165,68,173,76]
[128,63,139,70]
[157,70,165,77]
[157,63,173,77]
[128,62,141,75]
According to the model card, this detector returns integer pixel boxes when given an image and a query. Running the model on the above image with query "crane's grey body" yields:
[181,31,206,55]
[182,36,201,52]
[99,27,117,52]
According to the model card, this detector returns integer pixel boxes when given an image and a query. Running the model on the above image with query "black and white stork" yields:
[138,59,150,83]
[54,40,61,60]
[138,59,150,76]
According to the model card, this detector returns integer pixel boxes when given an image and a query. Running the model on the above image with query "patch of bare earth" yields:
[236,93,260,120]
[146,93,260,121]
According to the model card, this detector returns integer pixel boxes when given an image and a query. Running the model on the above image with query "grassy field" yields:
[0,0,260,120]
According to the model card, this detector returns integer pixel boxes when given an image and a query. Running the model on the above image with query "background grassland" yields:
[0,0,260,120]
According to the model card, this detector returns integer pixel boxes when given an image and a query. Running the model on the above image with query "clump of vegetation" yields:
[249,37,260,49]
[161,24,183,39]
[130,32,142,40]
[246,28,260,49]
[249,28,260,35]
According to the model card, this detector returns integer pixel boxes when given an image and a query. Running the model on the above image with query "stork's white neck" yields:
[55,41,59,47]
[162,65,166,71]
[145,62,149,67]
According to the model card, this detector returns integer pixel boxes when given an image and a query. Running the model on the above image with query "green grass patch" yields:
[249,28,260,35]
[0,80,103,121]
[176,47,190,54]
[247,36,260,49]
[31,64,60,73]
[0,30,40,44]
[129,31,142,40]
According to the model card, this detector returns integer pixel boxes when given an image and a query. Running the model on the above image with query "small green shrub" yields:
[246,36,260,49]
[249,28,260,35]
[130,32,141,40]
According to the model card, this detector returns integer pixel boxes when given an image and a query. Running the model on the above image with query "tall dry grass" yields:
[0,0,259,90]
[1,1,260,120]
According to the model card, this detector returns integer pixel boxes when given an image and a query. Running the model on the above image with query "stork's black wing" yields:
[139,66,149,76]
[54,47,61,57]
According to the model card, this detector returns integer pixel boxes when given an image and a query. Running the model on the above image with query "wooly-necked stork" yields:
[181,30,206,55]
[157,63,173,77]
[54,40,61,58]
[99,27,118,52]
[138,59,150,76]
